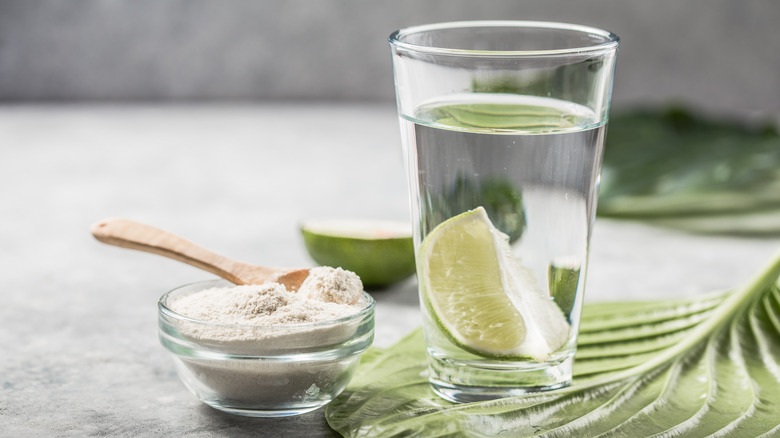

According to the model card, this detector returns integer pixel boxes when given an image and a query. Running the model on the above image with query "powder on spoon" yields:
[298,266,363,305]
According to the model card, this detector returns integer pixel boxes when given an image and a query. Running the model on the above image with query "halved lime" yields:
[300,220,415,289]
[419,207,570,362]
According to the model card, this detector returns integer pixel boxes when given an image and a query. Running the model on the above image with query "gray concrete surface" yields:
[2,104,780,436]
[1,1,779,115]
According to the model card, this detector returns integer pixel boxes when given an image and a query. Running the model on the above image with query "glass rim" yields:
[388,20,619,57]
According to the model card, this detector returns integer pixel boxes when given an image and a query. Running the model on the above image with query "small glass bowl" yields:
[158,279,375,417]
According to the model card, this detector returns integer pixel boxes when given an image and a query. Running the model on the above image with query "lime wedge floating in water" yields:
[300,220,415,289]
[419,207,570,361]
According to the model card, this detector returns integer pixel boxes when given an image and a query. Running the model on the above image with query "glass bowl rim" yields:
[389,20,620,57]
[158,278,375,331]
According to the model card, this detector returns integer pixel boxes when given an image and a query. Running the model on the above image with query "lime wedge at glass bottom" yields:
[300,220,415,289]
[419,207,570,362]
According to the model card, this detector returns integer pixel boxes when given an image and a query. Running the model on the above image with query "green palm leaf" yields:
[326,249,780,437]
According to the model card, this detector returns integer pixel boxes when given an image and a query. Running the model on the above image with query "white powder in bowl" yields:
[163,268,372,410]
[170,282,360,327]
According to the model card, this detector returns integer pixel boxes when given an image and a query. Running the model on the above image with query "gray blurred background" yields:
[1,0,779,115]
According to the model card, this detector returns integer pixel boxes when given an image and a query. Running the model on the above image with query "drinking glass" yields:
[389,21,619,402]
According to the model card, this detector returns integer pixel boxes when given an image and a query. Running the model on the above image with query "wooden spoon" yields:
[91,218,310,291]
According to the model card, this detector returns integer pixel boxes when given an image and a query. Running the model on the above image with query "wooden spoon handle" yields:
[90,218,268,284]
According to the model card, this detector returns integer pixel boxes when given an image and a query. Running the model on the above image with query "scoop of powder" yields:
[298,267,363,305]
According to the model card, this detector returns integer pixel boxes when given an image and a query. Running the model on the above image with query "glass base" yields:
[427,351,573,403]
